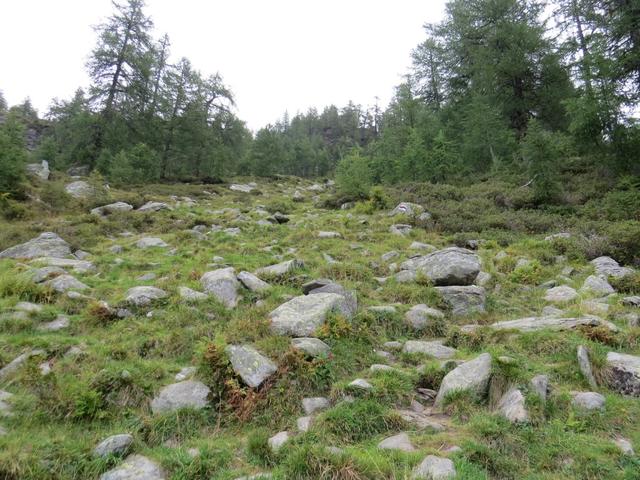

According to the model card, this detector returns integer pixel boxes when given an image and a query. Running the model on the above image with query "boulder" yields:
[530,374,549,401]
[65,180,95,199]
[580,275,615,296]
[405,304,444,330]
[201,268,240,308]
[403,340,457,360]
[30,266,67,283]
[91,202,134,216]
[178,286,208,302]
[94,434,134,457]
[572,391,605,410]
[150,380,210,414]
[389,202,424,217]
[301,278,333,295]
[377,432,415,452]
[497,388,529,423]
[436,286,486,316]
[577,346,597,388]
[268,431,289,452]
[606,352,640,396]
[307,283,357,317]
[44,274,89,293]
[137,201,171,212]
[99,454,166,480]
[302,397,330,415]
[411,455,457,480]
[544,285,578,303]
[136,237,168,249]
[226,345,277,388]
[255,259,304,278]
[237,271,271,293]
[401,248,480,286]
[390,224,412,236]
[483,315,614,333]
[125,286,168,307]
[434,353,492,408]
[26,160,49,180]
[591,256,633,278]
[269,293,353,336]
[0,232,71,259]
[229,183,254,193]
[291,338,331,357]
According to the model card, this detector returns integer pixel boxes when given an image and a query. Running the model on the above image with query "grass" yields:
[0,172,638,478]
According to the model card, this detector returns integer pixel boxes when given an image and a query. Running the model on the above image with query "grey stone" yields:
[175,367,197,381]
[270,293,353,336]
[65,180,95,199]
[237,271,271,293]
[229,183,254,193]
[349,378,373,390]
[137,273,157,282]
[0,232,71,259]
[30,266,67,283]
[99,454,166,480]
[45,274,89,293]
[0,349,45,382]
[136,237,168,249]
[475,271,492,287]
[255,259,304,278]
[226,345,277,388]
[434,353,492,408]
[297,416,313,432]
[150,380,210,414]
[614,438,635,455]
[268,431,289,452]
[37,315,70,332]
[411,455,456,479]
[403,341,456,360]
[383,341,403,351]
[301,278,333,294]
[94,434,134,457]
[390,224,412,236]
[581,275,615,296]
[389,202,424,217]
[370,364,397,373]
[381,251,399,262]
[137,201,171,212]
[318,231,342,239]
[178,286,208,302]
[291,337,331,357]
[622,296,640,307]
[201,268,240,308]
[405,304,444,330]
[483,315,614,333]
[308,283,357,317]
[302,397,330,415]
[394,270,417,283]
[497,388,529,423]
[394,409,445,432]
[401,247,480,286]
[91,202,134,216]
[545,286,578,303]
[125,286,168,306]
[542,306,564,317]
[577,346,597,388]
[530,374,549,401]
[26,160,49,180]
[572,391,605,410]
[606,352,640,396]
[377,432,415,452]
[591,256,634,278]
[33,257,95,273]
[14,301,42,313]
[436,286,486,316]
[409,241,436,252]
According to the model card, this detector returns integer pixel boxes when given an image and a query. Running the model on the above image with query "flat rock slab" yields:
[230,184,254,193]
[94,434,134,457]
[255,259,304,278]
[591,256,634,278]
[32,257,96,273]
[0,232,71,259]
[201,268,240,308]
[125,286,168,306]
[606,352,640,396]
[226,345,277,388]
[436,286,486,316]
[572,391,605,410]
[150,380,210,414]
[37,315,70,332]
[0,350,45,382]
[434,353,492,408]
[377,432,415,452]
[45,275,89,293]
[291,337,331,357]
[178,286,208,302]
[136,237,168,249]
[403,340,457,359]
[137,201,171,212]
[401,247,480,286]
[269,293,352,336]
[497,388,529,423]
[411,455,456,479]
[483,315,613,333]
[99,454,166,480]
[544,286,578,303]
[91,202,134,216]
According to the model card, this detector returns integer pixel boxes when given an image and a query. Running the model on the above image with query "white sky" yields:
[1,0,446,131]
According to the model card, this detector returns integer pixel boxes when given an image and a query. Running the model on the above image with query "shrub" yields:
[335,151,372,199]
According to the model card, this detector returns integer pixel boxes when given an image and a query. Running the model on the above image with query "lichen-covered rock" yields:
[483,315,614,333]
[94,434,134,457]
[544,286,578,303]
[0,232,71,259]
[291,337,331,357]
[434,353,492,408]
[401,247,480,286]
[237,271,271,293]
[307,282,358,317]
[150,380,210,414]
[435,286,486,316]
[302,397,330,415]
[606,352,640,396]
[591,256,634,278]
[530,374,549,401]
[268,431,289,452]
[405,304,444,330]
[572,391,605,410]
[226,345,277,388]
[255,259,304,278]
[201,268,240,308]
[26,160,49,180]
[44,275,89,293]
[178,286,208,302]
[125,286,168,306]
[411,455,457,479]
[269,293,353,336]
[403,340,457,359]
[389,202,425,217]
[99,454,166,480]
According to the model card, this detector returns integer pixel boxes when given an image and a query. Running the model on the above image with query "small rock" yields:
[136,237,168,249]
[580,275,615,296]
[572,391,605,410]
[150,381,210,414]
[237,271,271,293]
[545,286,578,303]
[94,433,134,457]
[178,286,208,302]
[99,454,166,480]
[201,268,240,308]
[377,432,415,452]
[226,345,277,388]
[302,397,330,415]
[411,455,456,479]
[497,388,529,423]
[268,431,289,452]
[530,374,549,401]
[297,416,313,432]
[577,345,597,388]
[405,304,444,331]
[403,340,456,359]
[614,437,635,455]
[349,378,373,390]
[291,337,331,357]
[126,286,167,307]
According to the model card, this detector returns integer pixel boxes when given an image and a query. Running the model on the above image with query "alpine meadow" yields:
[1,0,640,479]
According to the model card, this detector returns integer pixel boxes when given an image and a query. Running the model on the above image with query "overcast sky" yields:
[2,0,446,131]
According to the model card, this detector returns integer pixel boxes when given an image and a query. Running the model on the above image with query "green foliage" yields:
[335,151,371,199]
[521,120,563,204]
[0,112,27,196]
[108,143,160,185]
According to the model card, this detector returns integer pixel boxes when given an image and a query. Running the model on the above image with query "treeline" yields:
[1,0,639,199]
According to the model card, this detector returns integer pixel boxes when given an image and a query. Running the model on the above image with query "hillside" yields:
[0,171,639,479]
